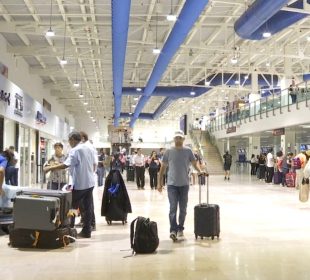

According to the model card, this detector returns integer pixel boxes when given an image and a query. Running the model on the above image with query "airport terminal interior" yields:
[1,0,310,279]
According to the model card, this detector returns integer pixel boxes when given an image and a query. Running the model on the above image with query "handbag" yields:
[299,178,310,203]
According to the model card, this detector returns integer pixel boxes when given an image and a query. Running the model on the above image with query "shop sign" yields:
[226,126,236,134]
[0,89,10,106]
[14,93,23,117]
[272,128,285,136]
[36,111,47,124]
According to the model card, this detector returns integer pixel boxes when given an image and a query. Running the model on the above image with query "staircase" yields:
[190,130,223,175]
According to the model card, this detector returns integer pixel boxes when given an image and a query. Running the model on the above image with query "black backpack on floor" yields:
[130,216,159,254]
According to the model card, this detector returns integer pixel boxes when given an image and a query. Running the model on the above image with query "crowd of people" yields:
[249,149,310,188]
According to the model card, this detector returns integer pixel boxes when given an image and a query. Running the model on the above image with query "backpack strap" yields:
[130,217,139,253]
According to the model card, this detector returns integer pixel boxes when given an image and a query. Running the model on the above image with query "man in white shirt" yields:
[266,148,274,183]
[132,148,145,190]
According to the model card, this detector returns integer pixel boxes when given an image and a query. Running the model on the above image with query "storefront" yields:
[0,73,71,187]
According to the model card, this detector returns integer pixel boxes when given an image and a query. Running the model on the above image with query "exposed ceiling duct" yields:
[112,0,131,127]
[235,0,308,40]
[128,0,210,127]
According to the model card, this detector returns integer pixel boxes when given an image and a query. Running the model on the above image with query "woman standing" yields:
[147,151,160,190]
[250,154,256,175]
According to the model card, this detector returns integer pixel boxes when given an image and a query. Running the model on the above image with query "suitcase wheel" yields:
[211,236,214,240]
[195,234,198,240]
[200,236,203,240]
[106,220,112,225]
[122,221,125,225]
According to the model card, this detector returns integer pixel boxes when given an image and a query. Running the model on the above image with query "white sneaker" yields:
[177,230,184,238]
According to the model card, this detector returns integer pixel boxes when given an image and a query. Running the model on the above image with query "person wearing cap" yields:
[157,130,206,242]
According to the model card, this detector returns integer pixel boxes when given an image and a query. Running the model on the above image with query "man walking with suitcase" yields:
[157,130,205,241]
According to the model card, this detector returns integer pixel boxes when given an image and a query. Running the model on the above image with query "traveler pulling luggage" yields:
[194,174,220,240]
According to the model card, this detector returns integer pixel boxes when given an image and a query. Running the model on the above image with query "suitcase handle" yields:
[198,174,209,205]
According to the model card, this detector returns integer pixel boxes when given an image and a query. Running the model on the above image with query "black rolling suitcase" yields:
[126,166,135,182]
[194,175,220,240]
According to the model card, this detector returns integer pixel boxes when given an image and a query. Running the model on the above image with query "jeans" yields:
[167,185,189,233]
[71,187,94,235]
[266,167,274,183]
[97,167,105,187]
[135,166,145,189]
[149,168,158,189]
[5,166,16,186]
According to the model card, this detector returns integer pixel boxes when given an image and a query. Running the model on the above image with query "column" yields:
[281,129,295,154]
[249,136,261,157]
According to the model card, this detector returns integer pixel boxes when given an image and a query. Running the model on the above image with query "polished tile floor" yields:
[1,174,310,280]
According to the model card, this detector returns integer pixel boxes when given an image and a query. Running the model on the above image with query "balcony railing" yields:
[208,81,310,132]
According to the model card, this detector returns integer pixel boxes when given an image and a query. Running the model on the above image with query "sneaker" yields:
[177,231,184,238]
[228,177,230,181]
[170,231,178,242]
[224,177,227,180]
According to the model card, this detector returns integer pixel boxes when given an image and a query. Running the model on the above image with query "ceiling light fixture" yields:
[134,97,139,101]
[136,87,142,92]
[205,80,210,86]
[60,18,67,65]
[87,110,91,114]
[73,58,79,87]
[167,0,177,22]
[266,61,270,67]
[263,32,271,38]
[79,79,83,98]
[190,91,196,96]
[83,101,88,105]
[231,56,238,64]
[46,0,55,37]
[153,12,161,55]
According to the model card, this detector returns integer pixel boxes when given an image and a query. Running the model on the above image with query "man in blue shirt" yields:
[0,153,9,196]
[45,132,96,238]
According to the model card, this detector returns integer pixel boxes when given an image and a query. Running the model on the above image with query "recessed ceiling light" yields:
[266,62,270,67]
[83,101,88,105]
[132,104,136,108]
[190,91,196,96]
[136,87,142,92]
[205,81,210,86]
[244,75,249,79]
[79,93,84,98]
[87,110,91,114]
[235,80,240,85]
[73,82,80,87]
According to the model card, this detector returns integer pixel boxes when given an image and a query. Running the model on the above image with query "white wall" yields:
[0,34,74,126]
[132,119,179,143]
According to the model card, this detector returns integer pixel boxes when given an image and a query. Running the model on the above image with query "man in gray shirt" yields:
[158,130,205,242]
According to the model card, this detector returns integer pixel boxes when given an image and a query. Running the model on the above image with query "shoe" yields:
[77,231,91,239]
[224,177,227,180]
[228,177,230,181]
[170,231,178,242]
[91,225,96,231]
[177,231,184,238]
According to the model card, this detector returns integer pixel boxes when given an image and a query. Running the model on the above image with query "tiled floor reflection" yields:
[1,174,310,280]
